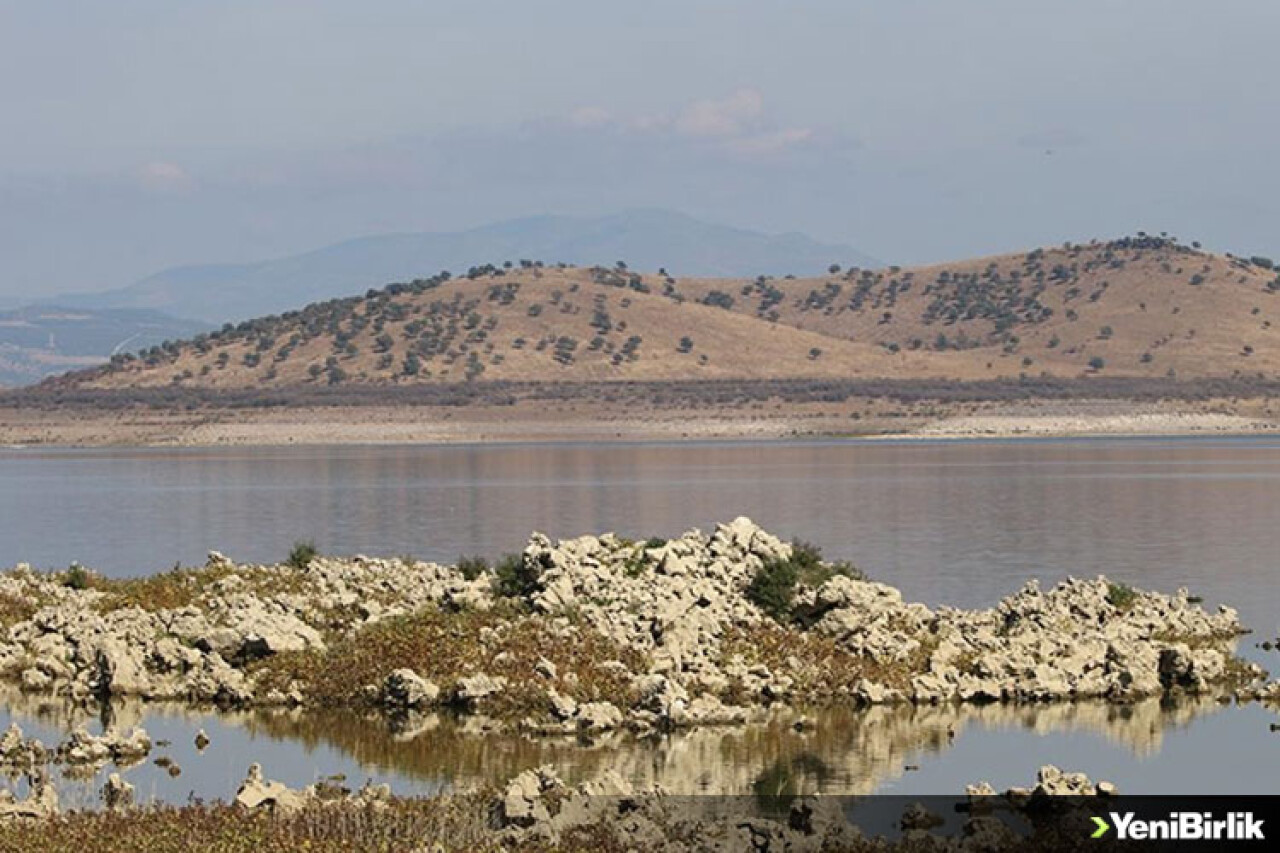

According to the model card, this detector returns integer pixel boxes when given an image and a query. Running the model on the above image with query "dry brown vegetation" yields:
[0,592,37,630]
[250,606,648,718]
[719,623,936,704]
[32,236,1280,393]
[61,563,319,615]
[0,797,504,853]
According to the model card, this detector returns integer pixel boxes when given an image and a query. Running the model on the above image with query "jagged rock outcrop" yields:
[0,519,1260,726]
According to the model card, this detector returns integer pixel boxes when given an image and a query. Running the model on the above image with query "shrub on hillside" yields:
[746,540,863,623]
[287,541,319,569]
[494,553,541,599]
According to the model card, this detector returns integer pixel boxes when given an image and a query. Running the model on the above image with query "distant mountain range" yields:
[0,306,207,387]
[50,210,879,324]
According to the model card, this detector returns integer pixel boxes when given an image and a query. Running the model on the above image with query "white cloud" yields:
[729,128,815,157]
[674,88,765,138]
[569,106,613,128]
[565,88,813,157]
[136,161,195,193]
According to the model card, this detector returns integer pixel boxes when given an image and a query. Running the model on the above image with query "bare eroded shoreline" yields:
[3,397,1279,447]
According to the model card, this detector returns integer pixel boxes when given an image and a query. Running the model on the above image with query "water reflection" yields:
[1,687,1257,806]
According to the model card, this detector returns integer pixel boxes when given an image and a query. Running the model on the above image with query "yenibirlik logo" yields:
[1091,812,1265,841]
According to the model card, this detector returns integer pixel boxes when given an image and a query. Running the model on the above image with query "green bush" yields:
[287,541,319,570]
[494,553,540,598]
[746,540,863,623]
[456,556,488,581]
[63,563,91,590]
[746,557,799,622]
[1106,581,1138,611]
[789,540,863,586]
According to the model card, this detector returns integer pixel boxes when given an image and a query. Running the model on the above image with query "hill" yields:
[0,307,207,387]
[50,210,878,324]
[48,236,1280,393]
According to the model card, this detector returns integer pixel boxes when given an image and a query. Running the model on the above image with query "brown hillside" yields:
[56,236,1280,391]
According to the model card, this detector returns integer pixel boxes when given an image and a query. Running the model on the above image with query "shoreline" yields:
[3,401,1280,448]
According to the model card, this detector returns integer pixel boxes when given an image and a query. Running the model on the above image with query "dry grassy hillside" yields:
[57,236,1280,391]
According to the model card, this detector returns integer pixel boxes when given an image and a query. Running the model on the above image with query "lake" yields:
[2,436,1279,800]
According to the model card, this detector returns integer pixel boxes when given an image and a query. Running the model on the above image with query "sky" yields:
[2,0,1280,299]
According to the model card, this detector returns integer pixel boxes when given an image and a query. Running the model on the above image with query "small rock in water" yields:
[101,773,134,810]
[167,763,182,777]
[194,729,210,750]
[900,801,944,830]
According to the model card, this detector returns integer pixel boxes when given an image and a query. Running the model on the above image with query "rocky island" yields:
[0,518,1264,724]
[0,518,1273,850]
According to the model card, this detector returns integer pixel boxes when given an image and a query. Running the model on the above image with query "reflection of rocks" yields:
[0,682,1236,807]
[0,723,47,771]
[0,771,57,821]
[244,694,1228,798]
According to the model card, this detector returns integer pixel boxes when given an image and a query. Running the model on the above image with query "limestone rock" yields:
[235,763,313,813]
[101,773,134,810]
[575,701,623,731]
[455,674,506,707]
[381,668,440,710]
[500,766,562,828]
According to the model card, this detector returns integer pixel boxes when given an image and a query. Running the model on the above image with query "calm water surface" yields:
[4,437,1280,631]
[2,437,1279,799]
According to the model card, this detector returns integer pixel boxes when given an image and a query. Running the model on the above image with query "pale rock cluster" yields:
[0,517,1261,730]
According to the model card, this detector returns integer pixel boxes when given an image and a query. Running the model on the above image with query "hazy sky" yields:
[3,0,1279,299]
